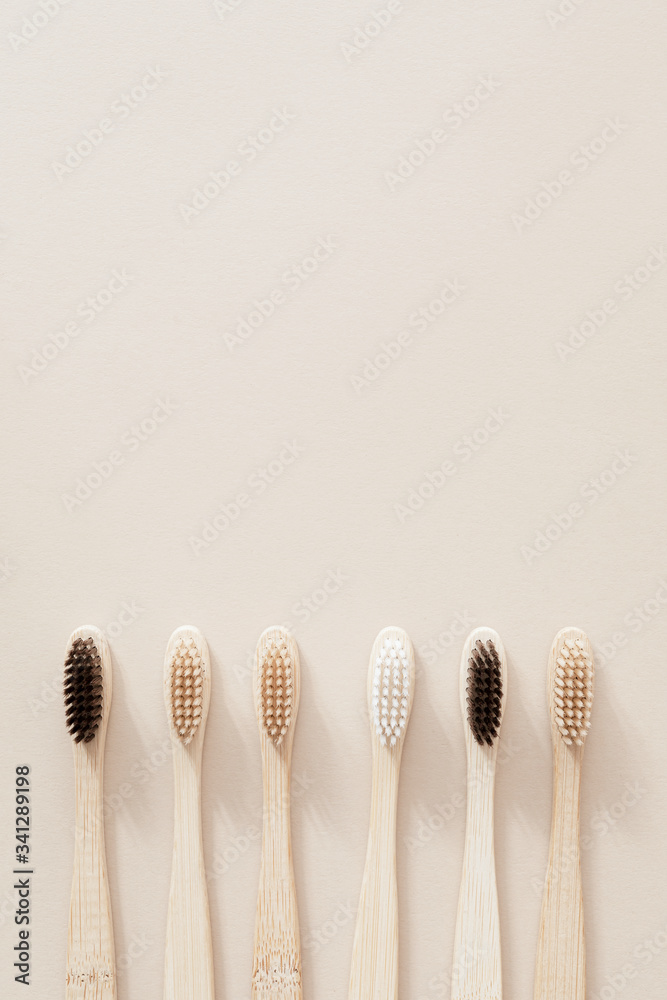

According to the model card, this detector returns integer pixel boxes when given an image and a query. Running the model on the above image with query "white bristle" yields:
[553,638,594,745]
[372,635,413,748]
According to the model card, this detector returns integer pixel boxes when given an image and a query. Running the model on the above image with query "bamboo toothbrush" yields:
[534,627,594,1000]
[348,626,416,1000]
[163,626,214,1000]
[64,625,117,999]
[451,627,507,1000]
[252,626,302,998]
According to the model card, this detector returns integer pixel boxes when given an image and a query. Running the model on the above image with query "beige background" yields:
[1,1,666,998]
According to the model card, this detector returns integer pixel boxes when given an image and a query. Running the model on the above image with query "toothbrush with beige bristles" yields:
[451,627,507,1000]
[163,626,214,1000]
[252,626,302,999]
[534,627,594,1000]
[348,626,415,1000]
[64,625,117,999]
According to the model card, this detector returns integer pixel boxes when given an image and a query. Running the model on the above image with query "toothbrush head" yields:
[166,629,208,745]
[257,627,298,747]
[551,632,594,746]
[64,635,103,743]
[466,638,504,747]
[370,629,415,748]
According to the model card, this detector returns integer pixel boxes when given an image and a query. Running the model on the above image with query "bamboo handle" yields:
[348,752,400,1000]
[451,750,501,1000]
[349,626,415,1000]
[164,745,214,1000]
[252,752,301,999]
[252,627,302,1000]
[534,741,585,1000]
[163,626,214,1000]
[66,628,116,1000]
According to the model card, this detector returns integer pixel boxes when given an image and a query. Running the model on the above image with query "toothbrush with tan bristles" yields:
[252,626,302,999]
[348,626,415,1000]
[451,627,507,1000]
[534,627,594,1000]
[64,625,117,1000]
[163,626,214,1000]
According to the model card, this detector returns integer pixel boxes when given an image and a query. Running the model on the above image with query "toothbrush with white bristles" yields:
[348,627,415,1000]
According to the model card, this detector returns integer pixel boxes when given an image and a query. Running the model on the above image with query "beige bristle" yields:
[168,635,204,745]
[259,634,294,746]
[553,637,594,745]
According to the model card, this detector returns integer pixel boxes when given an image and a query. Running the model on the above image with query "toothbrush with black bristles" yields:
[451,627,507,1000]
[64,625,117,1000]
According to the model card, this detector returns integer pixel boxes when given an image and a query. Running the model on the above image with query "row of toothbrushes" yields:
[62,621,594,1000]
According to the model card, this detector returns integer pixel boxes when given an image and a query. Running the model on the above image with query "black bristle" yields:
[466,639,503,746]
[64,637,103,743]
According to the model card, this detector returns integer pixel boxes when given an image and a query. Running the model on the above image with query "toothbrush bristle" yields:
[168,635,204,745]
[466,639,503,746]
[553,636,594,745]
[372,635,412,748]
[64,637,103,743]
[259,634,294,746]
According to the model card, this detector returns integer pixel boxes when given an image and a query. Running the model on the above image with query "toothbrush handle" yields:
[252,753,302,1000]
[534,743,585,1000]
[164,747,214,1000]
[451,752,501,1000]
[66,745,117,1000]
[349,753,400,1000]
